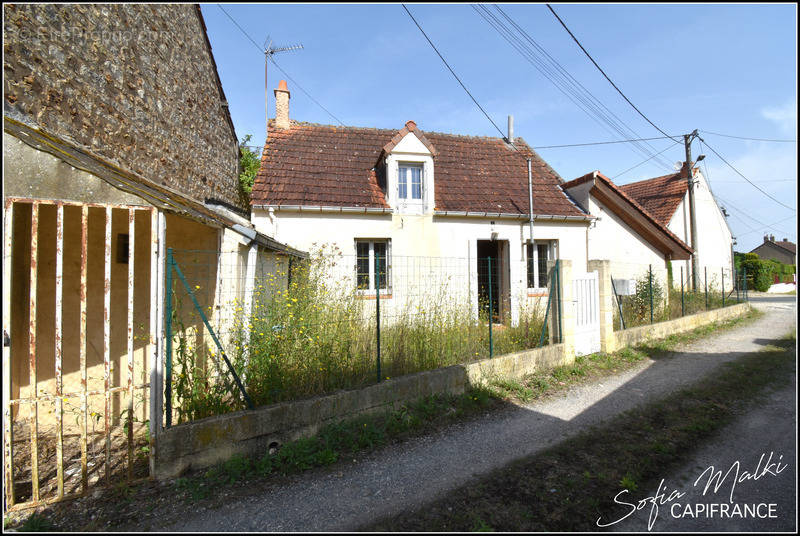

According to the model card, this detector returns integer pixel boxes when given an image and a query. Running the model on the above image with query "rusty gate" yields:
[3,198,159,510]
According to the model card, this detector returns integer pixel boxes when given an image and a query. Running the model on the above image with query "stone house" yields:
[749,235,796,266]
[2,3,303,507]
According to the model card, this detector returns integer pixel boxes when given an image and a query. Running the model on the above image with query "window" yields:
[398,164,423,200]
[355,239,390,292]
[527,241,556,289]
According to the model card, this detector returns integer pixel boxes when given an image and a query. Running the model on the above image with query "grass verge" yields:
[366,330,795,532]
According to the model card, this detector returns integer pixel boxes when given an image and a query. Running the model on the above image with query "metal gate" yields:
[573,271,601,356]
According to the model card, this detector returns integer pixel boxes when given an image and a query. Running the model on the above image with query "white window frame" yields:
[527,240,557,291]
[355,239,392,295]
[397,162,424,208]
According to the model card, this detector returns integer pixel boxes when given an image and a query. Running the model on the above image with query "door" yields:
[573,271,601,356]
[477,239,510,323]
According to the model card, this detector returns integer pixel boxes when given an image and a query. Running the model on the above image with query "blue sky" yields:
[202,3,797,253]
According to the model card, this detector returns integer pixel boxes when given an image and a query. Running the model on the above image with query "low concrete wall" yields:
[153,343,569,479]
[154,297,748,479]
[610,303,749,352]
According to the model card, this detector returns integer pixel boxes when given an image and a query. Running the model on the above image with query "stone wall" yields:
[3,4,245,211]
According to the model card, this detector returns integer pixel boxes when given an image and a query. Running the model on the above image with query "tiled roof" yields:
[774,240,796,254]
[618,172,688,227]
[563,171,692,257]
[251,120,588,218]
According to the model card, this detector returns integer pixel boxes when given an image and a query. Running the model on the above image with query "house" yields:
[3,3,303,506]
[562,170,693,293]
[619,164,734,291]
[749,235,796,266]
[250,81,593,325]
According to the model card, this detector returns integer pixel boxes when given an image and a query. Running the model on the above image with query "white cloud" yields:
[761,101,797,134]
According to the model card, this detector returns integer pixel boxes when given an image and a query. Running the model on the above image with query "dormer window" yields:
[398,163,423,200]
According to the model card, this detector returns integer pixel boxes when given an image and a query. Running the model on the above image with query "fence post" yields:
[488,256,493,359]
[680,266,684,317]
[743,266,748,301]
[721,268,725,308]
[164,248,173,428]
[375,255,381,383]
[609,275,625,331]
[556,260,563,343]
[704,267,708,310]
[648,264,653,324]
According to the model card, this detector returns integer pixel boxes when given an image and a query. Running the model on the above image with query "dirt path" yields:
[144,297,795,532]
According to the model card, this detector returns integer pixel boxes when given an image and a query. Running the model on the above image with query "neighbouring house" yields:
[619,164,734,291]
[3,3,303,507]
[250,81,593,326]
[749,235,796,266]
[562,170,693,294]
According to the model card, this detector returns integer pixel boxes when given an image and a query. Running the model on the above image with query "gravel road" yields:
[151,295,795,532]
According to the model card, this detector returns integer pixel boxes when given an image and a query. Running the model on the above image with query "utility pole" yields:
[263,38,303,140]
[684,129,700,291]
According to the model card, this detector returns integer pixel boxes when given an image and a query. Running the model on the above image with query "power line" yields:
[545,4,680,144]
[269,57,344,126]
[402,4,507,141]
[736,214,797,238]
[216,4,344,127]
[697,135,796,212]
[715,193,796,237]
[711,179,796,183]
[700,130,797,143]
[613,140,683,179]
[475,5,674,170]
[532,135,677,149]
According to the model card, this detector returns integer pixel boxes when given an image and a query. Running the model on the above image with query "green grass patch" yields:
[366,332,795,532]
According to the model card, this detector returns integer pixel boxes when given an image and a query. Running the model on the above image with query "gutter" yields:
[253,204,393,215]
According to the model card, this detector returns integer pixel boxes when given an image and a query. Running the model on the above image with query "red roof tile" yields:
[251,120,588,218]
[618,172,688,227]
[563,171,692,258]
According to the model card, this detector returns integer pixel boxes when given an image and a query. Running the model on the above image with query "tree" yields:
[238,134,261,197]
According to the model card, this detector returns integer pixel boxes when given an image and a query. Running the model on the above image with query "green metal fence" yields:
[163,249,562,425]
[612,263,743,331]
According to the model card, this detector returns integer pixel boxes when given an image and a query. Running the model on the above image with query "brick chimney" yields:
[274,80,291,129]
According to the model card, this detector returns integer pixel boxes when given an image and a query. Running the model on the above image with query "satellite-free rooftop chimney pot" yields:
[275,80,291,129]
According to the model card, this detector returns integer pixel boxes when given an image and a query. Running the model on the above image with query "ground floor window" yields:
[527,240,557,289]
[355,239,390,291]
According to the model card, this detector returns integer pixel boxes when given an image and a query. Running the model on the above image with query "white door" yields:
[573,271,601,356]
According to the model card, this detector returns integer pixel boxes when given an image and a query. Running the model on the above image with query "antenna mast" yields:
[264,38,303,140]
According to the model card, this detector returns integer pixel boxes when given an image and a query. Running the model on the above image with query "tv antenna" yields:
[263,36,303,139]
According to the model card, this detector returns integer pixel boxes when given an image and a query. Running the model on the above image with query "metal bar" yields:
[164,249,173,428]
[681,266,684,317]
[9,385,143,405]
[126,209,135,479]
[29,201,40,502]
[488,257,493,358]
[721,268,725,307]
[610,276,625,330]
[149,210,164,471]
[556,260,562,343]
[704,267,708,310]
[55,203,64,497]
[103,206,111,484]
[3,200,15,507]
[648,264,654,324]
[375,255,381,382]
[537,267,554,347]
[170,256,254,409]
[79,205,88,492]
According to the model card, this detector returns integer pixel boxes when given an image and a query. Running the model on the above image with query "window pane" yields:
[537,243,549,288]
[398,167,407,199]
[374,242,387,290]
[356,242,369,289]
[527,243,535,288]
[411,167,422,199]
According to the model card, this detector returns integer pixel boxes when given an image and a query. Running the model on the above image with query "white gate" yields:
[573,271,601,356]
